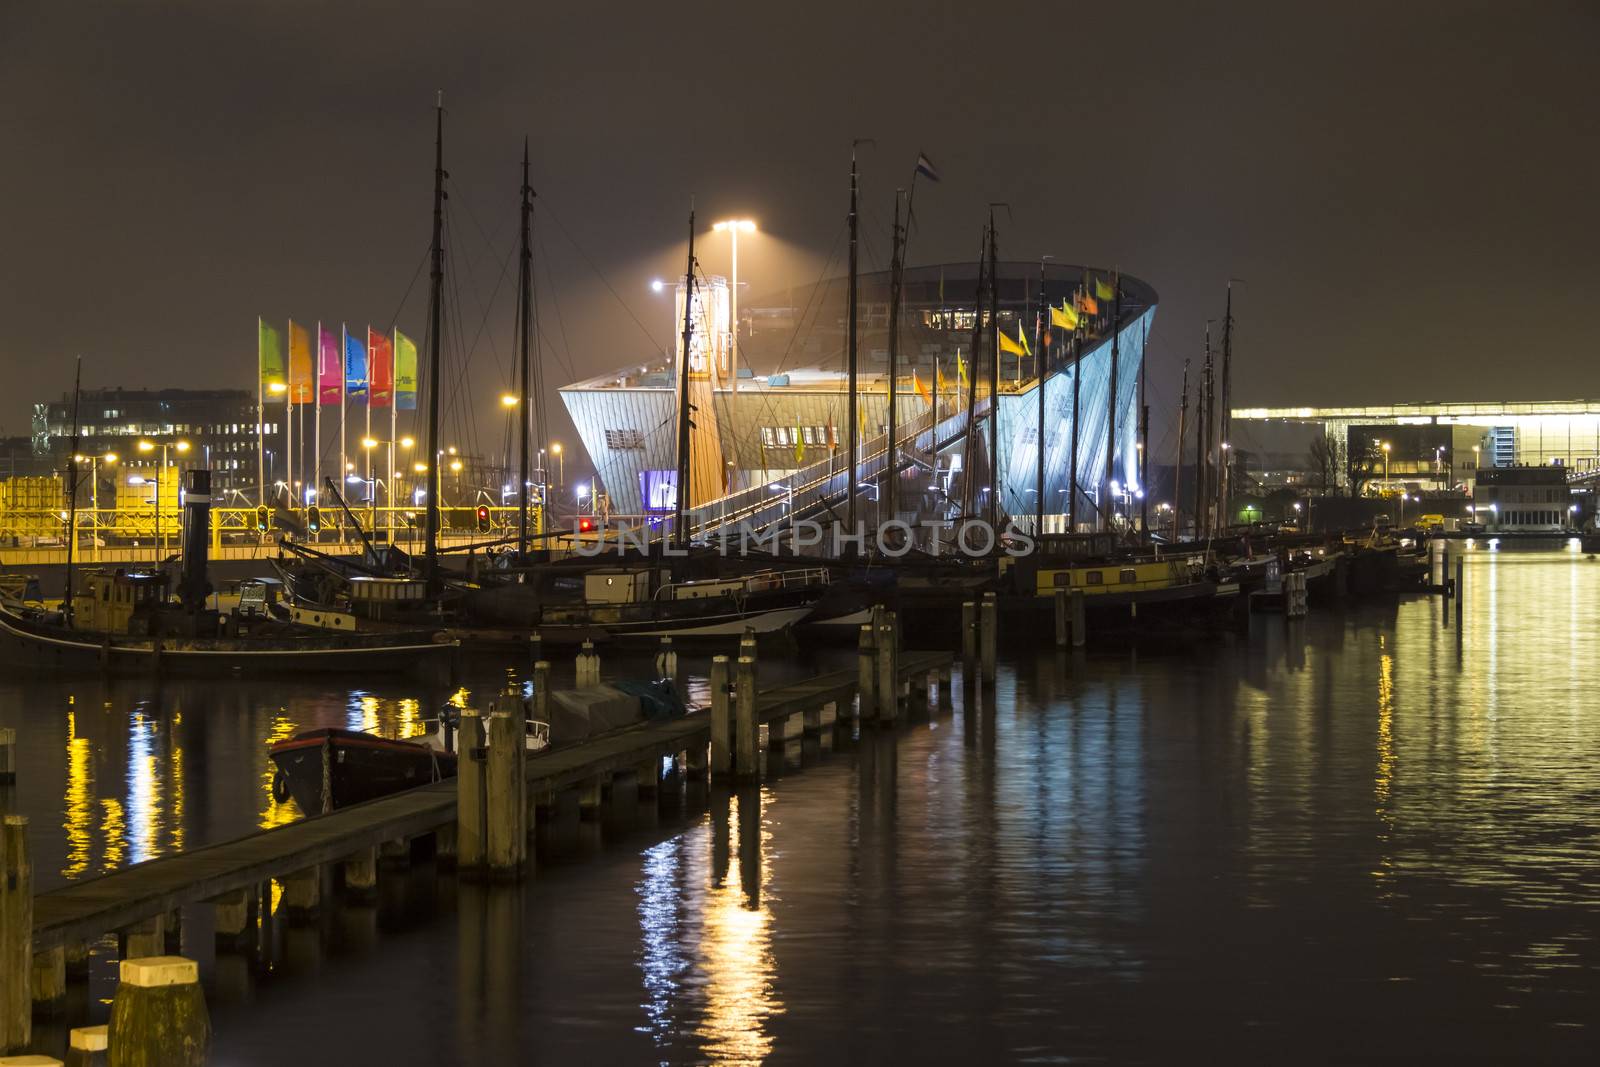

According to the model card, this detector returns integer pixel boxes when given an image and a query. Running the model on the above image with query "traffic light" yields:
[306,505,321,532]
[255,506,270,531]
[476,505,490,532]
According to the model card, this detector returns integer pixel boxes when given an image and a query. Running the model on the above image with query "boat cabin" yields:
[71,571,168,633]
[347,576,429,621]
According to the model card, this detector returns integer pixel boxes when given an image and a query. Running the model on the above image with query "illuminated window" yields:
[604,429,646,450]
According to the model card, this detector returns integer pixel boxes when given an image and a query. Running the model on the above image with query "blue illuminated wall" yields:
[995,307,1154,525]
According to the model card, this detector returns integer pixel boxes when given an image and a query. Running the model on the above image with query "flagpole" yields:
[1069,293,1081,533]
[986,209,1000,531]
[1105,273,1120,535]
[341,322,348,545]
[1035,257,1049,536]
[314,322,323,519]
[257,317,266,508]
[845,144,859,537]
[286,319,294,514]
[366,326,374,531]
[962,222,985,519]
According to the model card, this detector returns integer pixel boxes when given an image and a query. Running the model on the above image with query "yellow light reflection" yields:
[168,712,185,855]
[260,715,300,828]
[1373,643,1396,886]
[695,798,781,1062]
[63,712,94,879]
[99,798,125,871]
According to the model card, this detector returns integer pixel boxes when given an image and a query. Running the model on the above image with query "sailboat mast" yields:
[885,189,904,523]
[1105,273,1120,533]
[517,138,532,558]
[1034,257,1048,535]
[961,222,986,518]
[1139,317,1149,538]
[986,210,1000,530]
[63,357,83,619]
[1068,289,1081,533]
[1195,325,1212,538]
[423,94,446,596]
[1173,358,1188,542]
[673,210,696,548]
[846,148,860,534]
[1218,284,1234,531]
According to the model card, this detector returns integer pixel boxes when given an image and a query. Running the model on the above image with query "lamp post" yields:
[362,436,379,529]
[393,436,414,544]
[137,438,189,559]
[551,442,563,488]
[711,219,756,397]
[1381,441,1391,493]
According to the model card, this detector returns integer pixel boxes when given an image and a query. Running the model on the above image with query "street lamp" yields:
[500,393,519,408]
[711,218,757,398]
[550,442,563,488]
[1380,441,1391,492]
[136,438,189,557]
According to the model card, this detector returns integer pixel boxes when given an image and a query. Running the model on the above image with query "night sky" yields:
[2,1,1596,457]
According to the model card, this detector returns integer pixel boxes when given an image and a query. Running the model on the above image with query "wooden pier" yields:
[26,649,954,953]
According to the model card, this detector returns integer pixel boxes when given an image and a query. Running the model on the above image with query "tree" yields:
[1347,436,1380,498]
[1308,431,1347,496]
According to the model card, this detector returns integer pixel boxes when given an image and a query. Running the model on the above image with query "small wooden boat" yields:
[269,727,458,814]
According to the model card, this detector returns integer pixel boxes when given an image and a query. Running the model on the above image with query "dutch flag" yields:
[915,152,941,183]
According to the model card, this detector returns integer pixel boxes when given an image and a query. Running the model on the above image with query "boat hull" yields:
[269,728,456,814]
[0,606,457,678]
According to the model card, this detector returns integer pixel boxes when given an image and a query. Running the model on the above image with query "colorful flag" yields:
[913,370,932,404]
[1051,302,1079,331]
[287,320,313,404]
[344,328,368,398]
[258,318,285,399]
[318,324,342,406]
[794,432,805,465]
[957,349,968,391]
[914,152,941,183]
[1076,292,1100,316]
[1092,274,1115,302]
[394,330,418,411]
[368,328,394,409]
[998,326,1028,358]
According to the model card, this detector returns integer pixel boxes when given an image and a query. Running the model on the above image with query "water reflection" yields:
[635,788,780,1063]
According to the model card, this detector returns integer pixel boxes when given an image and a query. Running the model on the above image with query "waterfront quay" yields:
[0,545,1594,1061]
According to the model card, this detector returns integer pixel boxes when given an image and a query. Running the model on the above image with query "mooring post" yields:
[980,592,998,683]
[0,729,14,785]
[735,655,758,781]
[485,708,528,880]
[456,709,487,871]
[577,640,600,689]
[877,619,898,724]
[0,816,30,1054]
[107,957,210,1067]
[68,1024,108,1067]
[342,847,378,903]
[528,632,542,671]
[1054,588,1069,648]
[710,655,732,778]
[857,624,877,721]
[1071,588,1087,648]
[961,600,977,667]
[532,660,551,726]
[282,868,320,922]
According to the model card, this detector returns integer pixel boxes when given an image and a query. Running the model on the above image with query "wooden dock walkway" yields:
[30,650,954,950]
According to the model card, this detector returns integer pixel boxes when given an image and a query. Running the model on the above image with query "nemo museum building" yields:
[560,263,1155,530]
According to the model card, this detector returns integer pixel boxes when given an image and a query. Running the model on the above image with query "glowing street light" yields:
[500,393,519,408]
[711,218,757,400]
[399,436,415,449]
[550,441,563,487]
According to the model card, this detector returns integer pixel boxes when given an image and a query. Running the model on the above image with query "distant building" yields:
[561,262,1155,520]
[1472,466,1573,531]
[32,387,268,497]
[1233,400,1600,494]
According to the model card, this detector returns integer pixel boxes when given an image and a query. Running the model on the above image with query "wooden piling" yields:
[735,655,758,781]
[532,660,551,725]
[876,619,898,724]
[120,916,162,961]
[1054,589,1068,648]
[710,656,732,778]
[655,637,678,680]
[68,1025,107,1067]
[961,600,977,666]
[857,624,877,721]
[209,889,252,952]
[485,710,528,880]
[455,709,487,871]
[107,957,210,1067]
[31,946,64,1015]
[980,593,998,683]
[1070,588,1087,648]
[281,868,320,921]
[0,816,30,1053]
[341,847,378,903]
[576,641,600,688]
[0,729,14,784]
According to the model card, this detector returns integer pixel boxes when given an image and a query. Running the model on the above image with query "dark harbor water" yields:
[3,545,1599,1063]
